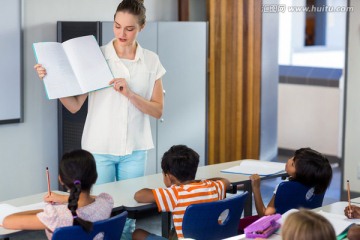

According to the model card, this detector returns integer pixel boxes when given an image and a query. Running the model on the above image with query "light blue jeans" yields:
[93,150,147,240]
[93,150,146,184]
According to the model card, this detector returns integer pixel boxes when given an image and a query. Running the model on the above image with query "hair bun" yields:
[136,0,144,3]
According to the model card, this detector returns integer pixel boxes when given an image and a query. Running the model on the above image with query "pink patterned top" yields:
[37,193,114,240]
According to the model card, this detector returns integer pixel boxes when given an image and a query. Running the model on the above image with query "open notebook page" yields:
[0,202,46,225]
[317,210,360,236]
[221,160,286,176]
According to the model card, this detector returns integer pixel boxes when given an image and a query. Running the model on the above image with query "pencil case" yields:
[244,213,281,238]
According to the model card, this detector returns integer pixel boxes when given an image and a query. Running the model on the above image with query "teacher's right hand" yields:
[34,64,47,79]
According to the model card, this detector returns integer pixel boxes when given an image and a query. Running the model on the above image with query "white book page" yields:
[317,210,360,236]
[18,202,46,211]
[0,204,21,225]
[221,160,286,176]
[33,42,83,99]
[62,35,113,93]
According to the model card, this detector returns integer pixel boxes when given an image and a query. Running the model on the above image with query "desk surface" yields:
[91,160,269,211]
[0,192,48,238]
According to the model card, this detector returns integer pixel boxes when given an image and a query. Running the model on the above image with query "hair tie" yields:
[73,215,78,219]
[73,180,81,185]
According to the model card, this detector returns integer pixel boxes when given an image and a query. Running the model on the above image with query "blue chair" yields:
[52,211,128,240]
[182,192,249,240]
[274,181,325,214]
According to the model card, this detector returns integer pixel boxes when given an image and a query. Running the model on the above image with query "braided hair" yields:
[59,149,98,232]
[114,0,146,26]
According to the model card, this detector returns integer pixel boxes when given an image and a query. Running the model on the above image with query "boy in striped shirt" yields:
[133,145,230,240]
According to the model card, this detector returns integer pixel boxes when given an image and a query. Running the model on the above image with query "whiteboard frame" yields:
[0,0,23,124]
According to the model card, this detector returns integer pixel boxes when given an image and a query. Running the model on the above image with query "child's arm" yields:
[207,177,231,190]
[134,188,155,203]
[250,174,276,216]
[2,210,46,230]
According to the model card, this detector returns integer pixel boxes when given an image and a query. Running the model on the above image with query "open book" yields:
[0,202,46,225]
[33,35,114,99]
[221,160,285,176]
[317,210,359,237]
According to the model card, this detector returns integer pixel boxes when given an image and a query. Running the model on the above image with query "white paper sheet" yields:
[317,210,360,236]
[221,160,286,176]
[0,202,46,225]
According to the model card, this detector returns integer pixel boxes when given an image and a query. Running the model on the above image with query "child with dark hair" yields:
[132,145,231,240]
[251,147,333,216]
[2,149,113,240]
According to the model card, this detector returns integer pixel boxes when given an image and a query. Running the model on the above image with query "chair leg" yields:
[161,212,171,238]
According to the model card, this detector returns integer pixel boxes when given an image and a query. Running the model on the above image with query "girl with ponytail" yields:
[2,149,114,240]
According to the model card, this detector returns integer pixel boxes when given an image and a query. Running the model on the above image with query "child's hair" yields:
[114,0,146,26]
[59,149,98,232]
[282,209,336,240]
[161,145,200,182]
[292,147,332,194]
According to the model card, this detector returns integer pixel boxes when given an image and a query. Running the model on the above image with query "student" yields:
[132,145,231,240]
[2,149,113,240]
[251,147,332,216]
[282,209,336,240]
[344,205,360,240]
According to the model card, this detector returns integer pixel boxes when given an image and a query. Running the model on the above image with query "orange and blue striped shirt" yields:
[152,179,226,238]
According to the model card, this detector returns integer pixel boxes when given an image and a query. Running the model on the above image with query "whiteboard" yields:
[0,0,22,124]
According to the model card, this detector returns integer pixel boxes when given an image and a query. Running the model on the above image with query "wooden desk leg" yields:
[243,182,253,216]
[161,212,171,238]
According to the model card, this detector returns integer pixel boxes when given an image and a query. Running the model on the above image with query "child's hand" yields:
[43,192,68,204]
[345,205,360,219]
[250,174,261,190]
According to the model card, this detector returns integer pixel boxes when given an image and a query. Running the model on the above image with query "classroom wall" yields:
[343,0,360,193]
[278,84,341,157]
[0,0,177,202]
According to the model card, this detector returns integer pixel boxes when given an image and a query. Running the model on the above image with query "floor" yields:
[7,154,341,239]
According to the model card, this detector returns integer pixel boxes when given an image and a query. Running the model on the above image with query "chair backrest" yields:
[182,191,249,240]
[274,181,325,214]
[52,211,128,240]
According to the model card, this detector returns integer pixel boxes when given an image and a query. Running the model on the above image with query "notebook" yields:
[0,202,46,225]
[221,160,286,176]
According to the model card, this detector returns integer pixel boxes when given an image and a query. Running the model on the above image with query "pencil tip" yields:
[46,167,48,170]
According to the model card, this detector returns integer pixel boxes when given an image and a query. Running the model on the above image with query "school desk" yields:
[0,160,287,239]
